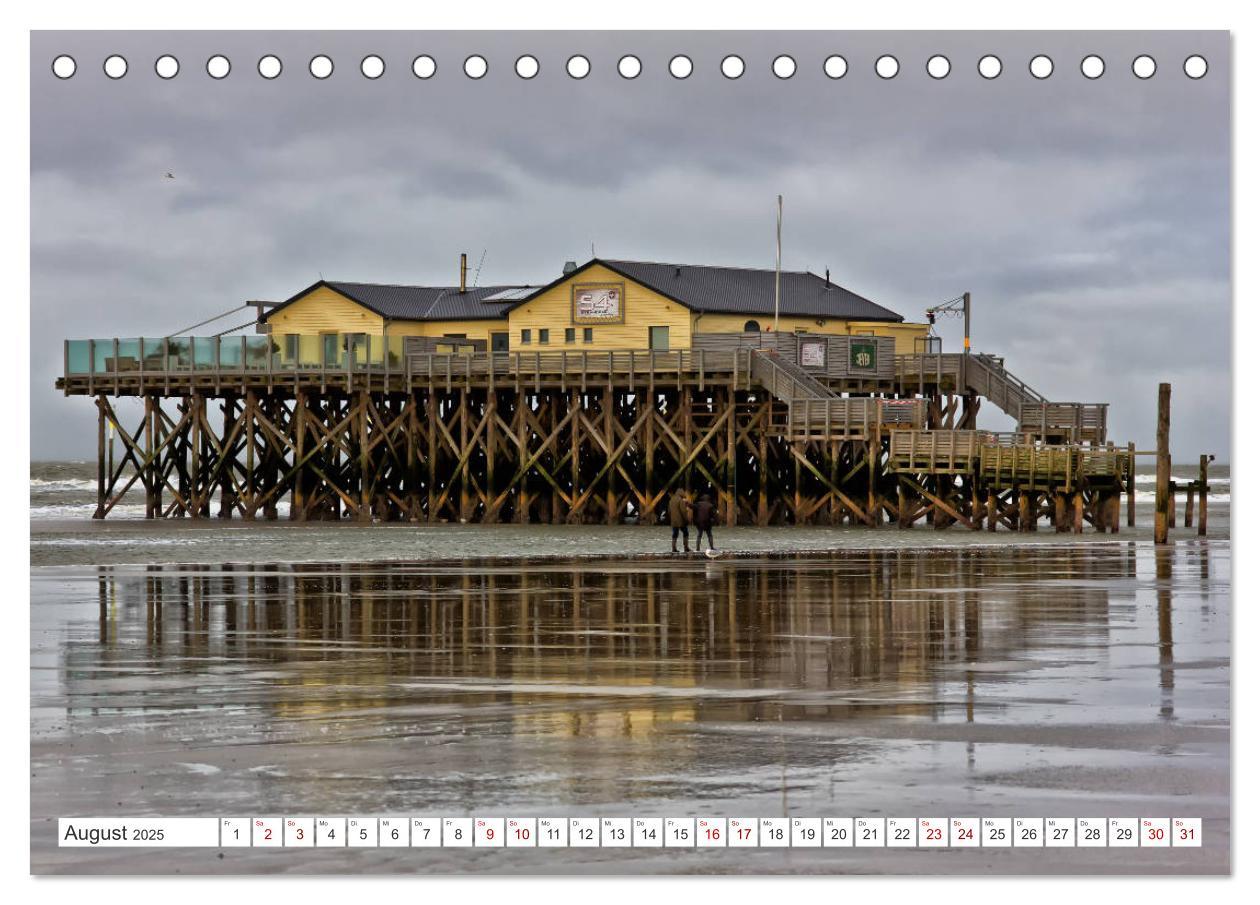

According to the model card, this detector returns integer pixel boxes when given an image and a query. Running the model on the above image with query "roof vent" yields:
[674,266,682,277]
[563,261,577,274]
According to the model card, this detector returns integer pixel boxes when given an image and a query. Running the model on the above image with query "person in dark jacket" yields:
[692,493,717,552]
[668,488,691,553]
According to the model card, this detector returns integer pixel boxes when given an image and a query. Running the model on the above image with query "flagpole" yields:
[774,194,782,332]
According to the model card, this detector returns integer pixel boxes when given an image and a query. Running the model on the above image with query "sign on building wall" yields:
[850,340,877,371]
[572,283,625,324]
[799,339,827,369]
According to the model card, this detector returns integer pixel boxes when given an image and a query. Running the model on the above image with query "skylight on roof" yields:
[482,287,536,302]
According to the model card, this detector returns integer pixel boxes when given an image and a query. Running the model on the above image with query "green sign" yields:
[850,340,877,370]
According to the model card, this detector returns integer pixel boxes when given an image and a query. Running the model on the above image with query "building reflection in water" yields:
[71,548,1144,739]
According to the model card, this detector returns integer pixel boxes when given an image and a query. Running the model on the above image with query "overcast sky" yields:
[31,30,1229,460]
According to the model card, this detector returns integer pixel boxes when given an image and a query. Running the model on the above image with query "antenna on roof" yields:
[472,249,486,288]
[591,241,596,258]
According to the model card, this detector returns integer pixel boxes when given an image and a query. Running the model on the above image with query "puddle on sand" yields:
[30,543,1230,874]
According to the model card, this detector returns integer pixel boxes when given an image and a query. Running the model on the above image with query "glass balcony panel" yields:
[141,338,166,371]
[321,334,342,368]
[115,338,141,373]
[298,334,323,368]
[66,340,90,375]
[193,337,218,370]
[93,341,112,374]
[218,337,243,370]
[386,335,406,369]
[168,337,191,371]
[245,335,271,370]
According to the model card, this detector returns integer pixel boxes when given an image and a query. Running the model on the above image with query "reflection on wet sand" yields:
[35,542,1229,875]
[83,547,1139,728]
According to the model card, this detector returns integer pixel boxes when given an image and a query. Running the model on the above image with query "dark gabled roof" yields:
[261,279,535,323]
[508,258,903,322]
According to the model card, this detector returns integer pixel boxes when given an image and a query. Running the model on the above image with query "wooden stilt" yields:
[94,396,106,519]
[1198,453,1209,536]
[144,395,157,519]
[1155,383,1171,545]
[1134,441,1144,529]
[427,389,438,522]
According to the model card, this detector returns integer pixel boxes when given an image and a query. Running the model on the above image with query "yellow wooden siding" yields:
[385,319,505,345]
[506,264,692,352]
[266,286,385,335]
[846,321,930,355]
[696,313,849,335]
[695,313,928,355]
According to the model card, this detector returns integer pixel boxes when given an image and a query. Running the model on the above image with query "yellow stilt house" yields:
[258,257,928,357]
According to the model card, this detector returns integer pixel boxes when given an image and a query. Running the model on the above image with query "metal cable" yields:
[170,304,250,336]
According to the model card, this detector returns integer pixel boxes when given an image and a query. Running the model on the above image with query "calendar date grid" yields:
[58,817,1203,850]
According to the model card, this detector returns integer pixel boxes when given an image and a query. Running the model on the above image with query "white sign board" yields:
[573,284,623,323]
[799,339,827,368]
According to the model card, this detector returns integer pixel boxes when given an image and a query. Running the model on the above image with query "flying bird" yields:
[164,172,175,180]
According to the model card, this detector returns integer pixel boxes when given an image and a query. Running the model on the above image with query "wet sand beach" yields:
[30,539,1230,875]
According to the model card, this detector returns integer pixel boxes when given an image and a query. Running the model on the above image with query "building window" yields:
[565,327,576,344]
[583,327,594,343]
[520,329,531,344]
[283,333,299,362]
[539,328,550,344]
[743,319,761,332]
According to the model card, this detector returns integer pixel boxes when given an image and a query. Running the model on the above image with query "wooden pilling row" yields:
[84,379,1132,533]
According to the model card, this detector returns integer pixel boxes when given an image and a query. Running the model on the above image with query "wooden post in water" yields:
[1198,453,1210,537]
[1134,441,1144,529]
[1183,481,1194,528]
[1154,383,1171,545]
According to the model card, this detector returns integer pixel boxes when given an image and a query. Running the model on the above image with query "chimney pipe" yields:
[825,268,830,288]
[459,253,468,293]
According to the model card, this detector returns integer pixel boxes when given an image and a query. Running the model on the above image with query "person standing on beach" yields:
[692,492,717,552]
[668,487,691,553]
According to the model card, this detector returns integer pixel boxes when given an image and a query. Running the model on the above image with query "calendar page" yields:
[26,13,1232,887]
